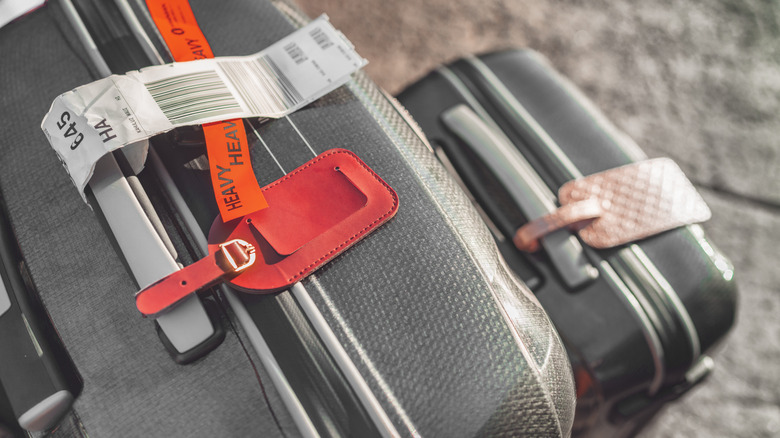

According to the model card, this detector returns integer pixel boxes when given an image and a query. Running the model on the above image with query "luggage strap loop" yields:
[513,198,603,252]
[135,239,256,318]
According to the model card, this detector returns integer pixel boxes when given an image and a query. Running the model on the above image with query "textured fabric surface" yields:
[261,0,780,436]
[335,73,576,436]
[162,2,576,436]
[164,81,577,438]
[0,5,297,437]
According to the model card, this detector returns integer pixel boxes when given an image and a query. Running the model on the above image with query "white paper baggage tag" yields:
[41,16,367,197]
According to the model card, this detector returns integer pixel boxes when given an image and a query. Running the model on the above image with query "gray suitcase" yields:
[0,1,574,436]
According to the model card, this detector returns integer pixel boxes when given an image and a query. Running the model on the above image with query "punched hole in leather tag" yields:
[135,149,398,317]
[514,158,711,251]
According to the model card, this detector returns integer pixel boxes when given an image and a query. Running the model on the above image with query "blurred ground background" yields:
[294,0,780,436]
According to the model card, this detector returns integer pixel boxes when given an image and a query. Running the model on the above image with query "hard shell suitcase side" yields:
[397,49,738,437]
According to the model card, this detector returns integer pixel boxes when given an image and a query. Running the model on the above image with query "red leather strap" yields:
[208,149,399,293]
[135,149,398,315]
[136,240,255,317]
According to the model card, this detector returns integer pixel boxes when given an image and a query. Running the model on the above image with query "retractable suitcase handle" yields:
[442,105,599,288]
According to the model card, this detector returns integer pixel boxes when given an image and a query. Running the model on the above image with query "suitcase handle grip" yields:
[442,105,598,288]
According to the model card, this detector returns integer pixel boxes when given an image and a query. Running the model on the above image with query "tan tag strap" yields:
[513,198,603,252]
[514,158,711,250]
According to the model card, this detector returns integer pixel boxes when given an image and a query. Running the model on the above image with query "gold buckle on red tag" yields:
[219,239,257,272]
[135,238,256,317]
[514,158,711,250]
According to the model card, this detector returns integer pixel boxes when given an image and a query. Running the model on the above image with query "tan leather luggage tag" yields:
[136,149,399,317]
[514,158,711,251]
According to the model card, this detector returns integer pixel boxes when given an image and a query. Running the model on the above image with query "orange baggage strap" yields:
[145,0,268,221]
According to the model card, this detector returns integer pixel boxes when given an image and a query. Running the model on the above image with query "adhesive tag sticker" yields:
[0,0,45,30]
[40,15,367,197]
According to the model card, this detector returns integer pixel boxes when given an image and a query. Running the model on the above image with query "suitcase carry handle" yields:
[442,104,598,288]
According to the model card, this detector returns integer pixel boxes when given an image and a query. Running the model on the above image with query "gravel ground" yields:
[294,1,780,436]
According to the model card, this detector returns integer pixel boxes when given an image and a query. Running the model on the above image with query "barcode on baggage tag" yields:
[310,26,333,50]
[144,56,305,124]
[145,70,242,124]
[219,56,304,114]
[284,42,308,65]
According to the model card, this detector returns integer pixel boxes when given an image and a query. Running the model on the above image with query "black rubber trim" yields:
[155,297,227,365]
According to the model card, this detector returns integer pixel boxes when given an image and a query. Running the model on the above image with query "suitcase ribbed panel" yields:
[347,71,576,437]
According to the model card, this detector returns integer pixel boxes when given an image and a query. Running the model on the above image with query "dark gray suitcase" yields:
[397,49,738,437]
[0,2,574,437]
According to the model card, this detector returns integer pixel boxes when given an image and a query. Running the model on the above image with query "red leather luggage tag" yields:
[136,149,398,317]
[514,158,711,250]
